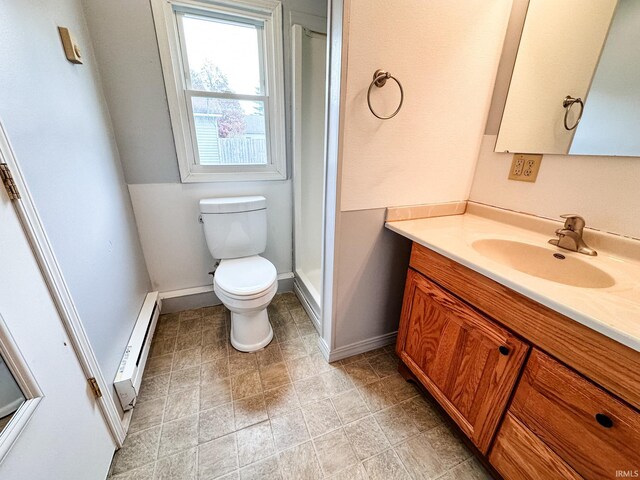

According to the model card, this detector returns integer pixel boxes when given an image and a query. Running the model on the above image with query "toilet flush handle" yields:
[208,261,220,277]
[198,215,204,224]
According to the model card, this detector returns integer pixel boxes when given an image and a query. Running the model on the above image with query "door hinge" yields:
[0,163,20,200]
[88,377,103,399]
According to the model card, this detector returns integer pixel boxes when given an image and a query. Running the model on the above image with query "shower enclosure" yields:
[292,19,327,328]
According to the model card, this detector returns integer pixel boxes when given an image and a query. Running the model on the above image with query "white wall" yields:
[82,0,327,295]
[330,0,512,350]
[0,0,151,400]
[129,182,292,291]
[473,0,640,241]
[339,0,513,211]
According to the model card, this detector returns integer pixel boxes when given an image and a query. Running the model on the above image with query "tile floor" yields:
[108,292,491,480]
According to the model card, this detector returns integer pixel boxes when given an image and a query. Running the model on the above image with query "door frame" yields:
[319,0,347,361]
[0,121,126,446]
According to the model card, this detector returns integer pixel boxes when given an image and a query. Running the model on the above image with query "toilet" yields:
[199,196,277,352]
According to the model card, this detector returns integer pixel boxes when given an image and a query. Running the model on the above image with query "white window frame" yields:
[151,0,287,182]
[0,313,43,463]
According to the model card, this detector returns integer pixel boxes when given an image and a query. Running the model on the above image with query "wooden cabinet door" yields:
[396,269,529,453]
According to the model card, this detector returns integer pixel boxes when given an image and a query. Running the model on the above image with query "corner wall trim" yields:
[318,335,331,362]
[322,331,397,363]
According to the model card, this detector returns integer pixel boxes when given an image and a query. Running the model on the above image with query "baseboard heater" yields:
[114,292,161,411]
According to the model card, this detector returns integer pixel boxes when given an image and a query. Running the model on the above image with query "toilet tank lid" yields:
[200,196,266,214]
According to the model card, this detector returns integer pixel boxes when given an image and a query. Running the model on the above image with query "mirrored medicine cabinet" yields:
[496,0,640,157]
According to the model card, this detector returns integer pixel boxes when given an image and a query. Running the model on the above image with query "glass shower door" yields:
[293,24,327,321]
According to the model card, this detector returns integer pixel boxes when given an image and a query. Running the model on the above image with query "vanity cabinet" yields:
[396,242,640,479]
[396,269,529,453]
[494,349,640,480]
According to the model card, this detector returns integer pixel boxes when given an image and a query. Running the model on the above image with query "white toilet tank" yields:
[200,196,267,259]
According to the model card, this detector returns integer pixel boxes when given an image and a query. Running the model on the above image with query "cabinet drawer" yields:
[490,413,582,480]
[511,349,640,480]
[397,269,529,453]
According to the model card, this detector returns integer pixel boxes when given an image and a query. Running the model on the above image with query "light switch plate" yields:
[58,27,83,64]
[508,154,542,182]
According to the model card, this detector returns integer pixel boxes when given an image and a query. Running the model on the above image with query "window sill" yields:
[179,167,287,183]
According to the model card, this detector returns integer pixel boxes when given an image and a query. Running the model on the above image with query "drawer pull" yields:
[499,346,510,356]
[595,413,613,428]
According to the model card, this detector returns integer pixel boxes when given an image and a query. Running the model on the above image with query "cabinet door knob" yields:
[595,413,613,428]
[499,346,510,356]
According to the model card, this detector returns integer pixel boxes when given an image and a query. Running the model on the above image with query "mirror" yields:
[496,0,640,156]
[0,353,25,433]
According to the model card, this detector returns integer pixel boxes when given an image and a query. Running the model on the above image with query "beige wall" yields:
[339,0,513,211]
[470,136,640,239]
[331,0,513,351]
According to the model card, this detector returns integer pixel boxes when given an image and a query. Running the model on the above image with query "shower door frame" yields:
[291,12,328,334]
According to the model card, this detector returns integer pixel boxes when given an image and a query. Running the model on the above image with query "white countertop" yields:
[386,210,640,352]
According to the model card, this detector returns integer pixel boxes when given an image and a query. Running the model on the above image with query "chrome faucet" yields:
[548,214,597,256]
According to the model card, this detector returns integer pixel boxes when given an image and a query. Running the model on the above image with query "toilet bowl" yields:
[213,255,277,351]
[199,196,277,352]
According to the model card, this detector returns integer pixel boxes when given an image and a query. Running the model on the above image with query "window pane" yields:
[182,14,263,96]
[0,354,26,434]
[192,97,267,166]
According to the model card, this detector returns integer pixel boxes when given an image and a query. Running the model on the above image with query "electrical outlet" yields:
[513,157,524,176]
[508,154,542,182]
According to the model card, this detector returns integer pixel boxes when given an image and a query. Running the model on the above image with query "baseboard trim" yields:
[159,285,213,299]
[293,281,321,334]
[277,273,295,294]
[159,273,295,313]
[324,331,398,363]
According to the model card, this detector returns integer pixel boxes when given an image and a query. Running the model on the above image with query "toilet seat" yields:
[214,255,277,299]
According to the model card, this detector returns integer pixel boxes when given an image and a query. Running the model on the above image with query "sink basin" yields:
[472,239,615,289]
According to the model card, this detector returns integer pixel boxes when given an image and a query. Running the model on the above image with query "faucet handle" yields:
[560,214,585,233]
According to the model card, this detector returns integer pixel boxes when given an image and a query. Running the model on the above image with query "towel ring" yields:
[563,95,584,131]
[367,69,404,120]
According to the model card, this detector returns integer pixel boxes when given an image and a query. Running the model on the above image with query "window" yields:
[151,0,286,181]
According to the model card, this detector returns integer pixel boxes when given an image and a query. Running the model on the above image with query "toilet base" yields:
[229,308,274,352]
